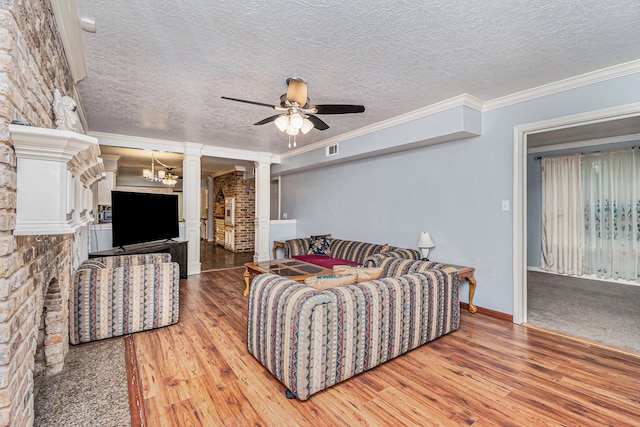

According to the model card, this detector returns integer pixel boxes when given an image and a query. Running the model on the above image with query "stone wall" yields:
[0,1,77,426]
[213,171,255,252]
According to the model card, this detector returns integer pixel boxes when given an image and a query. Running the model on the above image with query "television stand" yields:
[89,240,188,279]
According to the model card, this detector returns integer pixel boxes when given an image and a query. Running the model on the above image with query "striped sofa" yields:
[283,236,422,266]
[247,257,460,400]
[70,253,180,344]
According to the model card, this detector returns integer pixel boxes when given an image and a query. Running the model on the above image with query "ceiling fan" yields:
[221,77,365,143]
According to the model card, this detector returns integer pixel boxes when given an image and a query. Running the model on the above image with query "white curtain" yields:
[541,155,583,274]
[582,149,639,282]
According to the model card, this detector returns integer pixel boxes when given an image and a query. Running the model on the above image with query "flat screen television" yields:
[111,191,179,248]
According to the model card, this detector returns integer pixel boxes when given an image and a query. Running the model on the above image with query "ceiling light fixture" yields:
[143,152,179,187]
[276,111,316,147]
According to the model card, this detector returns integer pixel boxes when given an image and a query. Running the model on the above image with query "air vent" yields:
[326,144,339,157]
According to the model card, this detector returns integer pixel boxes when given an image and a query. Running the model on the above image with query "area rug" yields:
[33,338,131,427]
[528,270,640,354]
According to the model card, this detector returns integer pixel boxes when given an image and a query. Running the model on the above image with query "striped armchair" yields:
[70,253,180,344]
[247,259,460,400]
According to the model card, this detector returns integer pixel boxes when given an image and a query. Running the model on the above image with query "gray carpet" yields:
[33,338,131,427]
[528,270,640,354]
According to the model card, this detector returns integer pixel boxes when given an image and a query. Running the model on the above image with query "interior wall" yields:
[280,71,640,315]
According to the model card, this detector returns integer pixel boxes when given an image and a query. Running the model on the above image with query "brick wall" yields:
[213,171,255,252]
[0,1,77,426]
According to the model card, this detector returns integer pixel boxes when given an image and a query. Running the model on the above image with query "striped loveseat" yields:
[283,236,421,267]
[70,253,180,344]
[247,258,460,400]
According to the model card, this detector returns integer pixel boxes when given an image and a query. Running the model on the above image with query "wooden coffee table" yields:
[243,258,332,296]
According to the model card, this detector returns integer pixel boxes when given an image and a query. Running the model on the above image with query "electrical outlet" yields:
[282,212,288,219]
[501,200,510,211]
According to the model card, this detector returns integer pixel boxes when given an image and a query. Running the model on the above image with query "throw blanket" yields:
[292,254,360,269]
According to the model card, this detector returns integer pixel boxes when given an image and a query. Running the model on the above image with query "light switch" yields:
[282,212,288,219]
[501,200,510,211]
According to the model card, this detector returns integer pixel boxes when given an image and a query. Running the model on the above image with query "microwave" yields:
[99,209,112,223]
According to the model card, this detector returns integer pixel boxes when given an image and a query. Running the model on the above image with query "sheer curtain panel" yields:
[582,149,639,282]
[541,155,584,275]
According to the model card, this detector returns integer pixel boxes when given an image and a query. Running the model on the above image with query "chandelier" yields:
[142,153,179,187]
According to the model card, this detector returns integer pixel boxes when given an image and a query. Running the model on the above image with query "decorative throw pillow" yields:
[333,265,383,282]
[308,234,331,256]
[305,273,357,290]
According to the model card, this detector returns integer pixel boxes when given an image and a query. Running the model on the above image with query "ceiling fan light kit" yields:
[222,77,365,147]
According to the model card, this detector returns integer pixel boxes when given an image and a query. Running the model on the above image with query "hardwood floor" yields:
[132,268,640,426]
[199,241,254,271]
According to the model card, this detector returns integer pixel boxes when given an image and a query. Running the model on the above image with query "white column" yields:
[254,154,272,262]
[207,176,214,241]
[183,143,202,275]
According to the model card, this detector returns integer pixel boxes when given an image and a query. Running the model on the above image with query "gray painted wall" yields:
[279,72,640,315]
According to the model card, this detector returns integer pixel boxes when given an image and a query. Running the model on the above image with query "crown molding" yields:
[281,93,483,159]
[50,0,87,83]
[211,165,246,178]
[484,59,640,111]
[88,131,273,163]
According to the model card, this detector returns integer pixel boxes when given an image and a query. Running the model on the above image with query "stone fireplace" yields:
[0,126,103,426]
[0,1,99,424]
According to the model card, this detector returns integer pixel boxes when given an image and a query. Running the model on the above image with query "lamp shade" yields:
[285,125,299,136]
[418,231,434,248]
[275,115,289,132]
[289,113,304,129]
[300,118,314,134]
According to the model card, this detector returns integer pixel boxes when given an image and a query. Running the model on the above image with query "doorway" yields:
[513,102,640,325]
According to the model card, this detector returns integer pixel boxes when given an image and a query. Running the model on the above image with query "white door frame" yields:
[512,101,640,324]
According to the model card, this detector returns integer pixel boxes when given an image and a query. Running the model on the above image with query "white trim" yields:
[270,219,296,224]
[50,0,88,83]
[513,102,640,325]
[89,131,187,152]
[485,59,640,112]
[527,133,640,154]
[88,131,278,163]
[280,94,483,159]
[11,126,98,161]
[512,125,527,324]
[211,165,246,177]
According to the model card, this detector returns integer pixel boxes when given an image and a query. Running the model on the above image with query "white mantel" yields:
[9,125,104,235]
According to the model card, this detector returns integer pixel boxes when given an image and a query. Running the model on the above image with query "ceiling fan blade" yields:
[306,115,330,130]
[221,96,277,109]
[253,114,282,126]
[313,104,365,114]
[286,78,308,106]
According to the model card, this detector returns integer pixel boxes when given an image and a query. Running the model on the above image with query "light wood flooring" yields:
[131,267,640,426]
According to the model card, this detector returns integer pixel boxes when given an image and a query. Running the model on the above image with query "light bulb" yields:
[275,115,289,132]
[289,113,303,129]
[286,126,299,136]
[301,118,314,134]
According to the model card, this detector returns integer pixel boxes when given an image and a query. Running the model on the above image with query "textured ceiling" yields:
[76,0,640,156]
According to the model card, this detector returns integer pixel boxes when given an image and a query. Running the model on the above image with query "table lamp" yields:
[418,231,435,259]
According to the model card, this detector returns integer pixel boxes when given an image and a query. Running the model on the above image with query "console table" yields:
[89,240,188,279]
